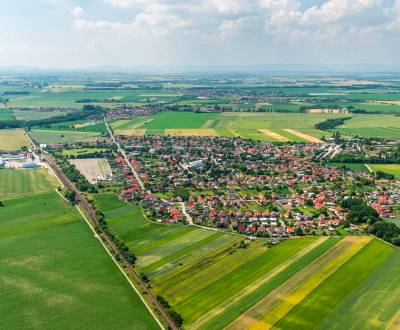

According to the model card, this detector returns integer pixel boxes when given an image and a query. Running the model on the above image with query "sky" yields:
[1,0,400,69]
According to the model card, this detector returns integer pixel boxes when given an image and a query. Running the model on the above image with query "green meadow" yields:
[0,192,159,329]
[0,168,59,199]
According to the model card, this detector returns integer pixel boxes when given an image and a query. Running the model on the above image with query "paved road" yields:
[104,118,145,191]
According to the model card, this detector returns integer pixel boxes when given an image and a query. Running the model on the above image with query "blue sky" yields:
[1,0,400,69]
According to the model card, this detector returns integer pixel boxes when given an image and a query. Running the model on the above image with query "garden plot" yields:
[69,158,112,183]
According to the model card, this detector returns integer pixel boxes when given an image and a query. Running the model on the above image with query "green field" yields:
[98,197,400,330]
[0,168,59,199]
[0,129,30,151]
[7,89,181,108]
[138,112,338,141]
[62,148,107,157]
[335,114,400,140]
[328,162,369,172]
[368,164,400,178]
[0,108,13,120]
[13,109,70,121]
[30,129,107,144]
[0,192,158,329]
[142,112,219,129]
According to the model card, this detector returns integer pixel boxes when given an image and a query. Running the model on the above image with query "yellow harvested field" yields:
[0,129,30,151]
[191,238,329,330]
[165,129,218,136]
[257,129,289,142]
[241,236,371,330]
[202,120,216,128]
[283,128,324,143]
[114,129,146,136]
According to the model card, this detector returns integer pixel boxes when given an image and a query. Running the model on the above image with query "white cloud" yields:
[72,6,84,18]
[103,0,140,8]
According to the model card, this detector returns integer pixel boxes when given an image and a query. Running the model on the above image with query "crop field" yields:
[368,164,400,178]
[98,196,400,330]
[142,112,220,129]
[13,109,70,121]
[0,108,13,120]
[6,89,182,108]
[115,129,146,136]
[335,114,400,140]
[0,128,30,151]
[328,163,369,172]
[0,192,158,329]
[62,148,107,157]
[164,129,218,136]
[30,129,106,144]
[136,112,342,142]
[69,158,112,183]
[0,168,59,199]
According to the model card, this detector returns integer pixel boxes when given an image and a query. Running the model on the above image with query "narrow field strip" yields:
[241,236,371,330]
[283,128,324,143]
[158,239,266,302]
[114,129,146,136]
[316,248,400,330]
[164,129,218,136]
[257,129,289,142]
[274,239,392,330]
[201,238,339,330]
[189,237,328,330]
[387,311,400,330]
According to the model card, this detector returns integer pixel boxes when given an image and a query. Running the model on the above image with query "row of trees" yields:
[340,197,400,246]
[315,117,351,130]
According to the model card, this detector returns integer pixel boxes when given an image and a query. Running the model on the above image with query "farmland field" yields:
[69,158,112,183]
[0,192,158,329]
[0,168,59,199]
[13,109,70,121]
[367,164,400,178]
[98,196,400,330]
[62,148,107,157]
[328,162,369,172]
[0,128,30,151]
[142,112,219,129]
[0,108,13,120]
[30,129,106,144]
[138,112,342,141]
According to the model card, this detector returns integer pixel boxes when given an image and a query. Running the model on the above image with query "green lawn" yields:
[368,164,400,178]
[0,168,59,199]
[0,192,159,329]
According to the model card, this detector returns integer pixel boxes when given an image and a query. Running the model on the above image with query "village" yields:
[102,135,400,239]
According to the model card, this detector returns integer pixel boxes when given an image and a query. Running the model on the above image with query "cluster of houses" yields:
[106,135,399,237]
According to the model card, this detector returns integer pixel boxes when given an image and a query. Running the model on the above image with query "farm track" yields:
[27,131,177,330]
[233,236,371,330]
[189,237,329,330]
